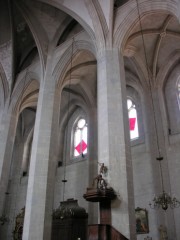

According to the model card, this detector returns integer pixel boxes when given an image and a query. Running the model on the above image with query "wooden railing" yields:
[88,224,128,240]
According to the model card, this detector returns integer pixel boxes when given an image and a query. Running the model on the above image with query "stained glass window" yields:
[74,118,87,157]
[127,99,139,140]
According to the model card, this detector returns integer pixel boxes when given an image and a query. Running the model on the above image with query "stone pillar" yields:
[88,108,98,224]
[21,143,30,174]
[0,108,18,215]
[97,48,136,239]
[22,70,60,239]
[21,138,32,175]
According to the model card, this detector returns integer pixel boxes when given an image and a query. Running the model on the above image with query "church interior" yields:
[0,0,180,239]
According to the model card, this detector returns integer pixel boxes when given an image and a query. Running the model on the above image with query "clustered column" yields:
[97,48,136,239]
[22,69,60,240]
[0,108,18,215]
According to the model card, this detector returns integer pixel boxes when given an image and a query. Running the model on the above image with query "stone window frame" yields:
[126,86,144,146]
[127,98,139,141]
[164,68,180,135]
[64,108,88,165]
[72,117,88,158]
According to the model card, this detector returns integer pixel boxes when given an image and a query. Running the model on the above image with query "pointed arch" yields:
[114,0,178,48]
[38,0,95,43]
[0,61,9,106]
[11,71,39,114]
[84,0,107,50]
[15,0,49,77]
[53,39,96,88]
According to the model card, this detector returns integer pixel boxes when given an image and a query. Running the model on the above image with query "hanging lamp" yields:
[149,157,180,210]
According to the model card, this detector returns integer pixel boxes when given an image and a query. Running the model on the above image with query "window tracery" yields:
[127,98,139,140]
[165,69,180,134]
[74,118,87,157]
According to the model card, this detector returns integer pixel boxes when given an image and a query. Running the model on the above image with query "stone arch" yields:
[84,0,107,50]
[38,0,95,43]
[0,61,9,107]
[11,72,39,115]
[164,64,180,134]
[60,95,90,132]
[157,50,180,89]
[15,1,48,77]
[126,73,145,144]
[53,17,78,48]
[156,51,180,137]
[54,40,96,88]
[114,0,178,48]
[19,91,38,113]
[126,70,144,97]
[61,73,96,109]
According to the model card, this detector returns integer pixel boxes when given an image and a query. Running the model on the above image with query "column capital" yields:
[96,47,121,61]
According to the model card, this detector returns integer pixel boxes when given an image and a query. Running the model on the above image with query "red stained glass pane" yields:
[129,118,136,131]
[75,140,87,154]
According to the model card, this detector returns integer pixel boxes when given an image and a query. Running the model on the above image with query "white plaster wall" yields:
[167,135,180,239]
[132,144,159,240]
[162,63,180,240]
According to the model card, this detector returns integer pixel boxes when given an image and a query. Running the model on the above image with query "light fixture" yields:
[149,157,180,211]
[135,0,180,210]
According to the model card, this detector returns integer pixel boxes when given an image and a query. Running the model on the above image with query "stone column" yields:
[88,107,98,224]
[0,108,18,215]
[97,48,136,239]
[21,143,30,174]
[22,69,60,240]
